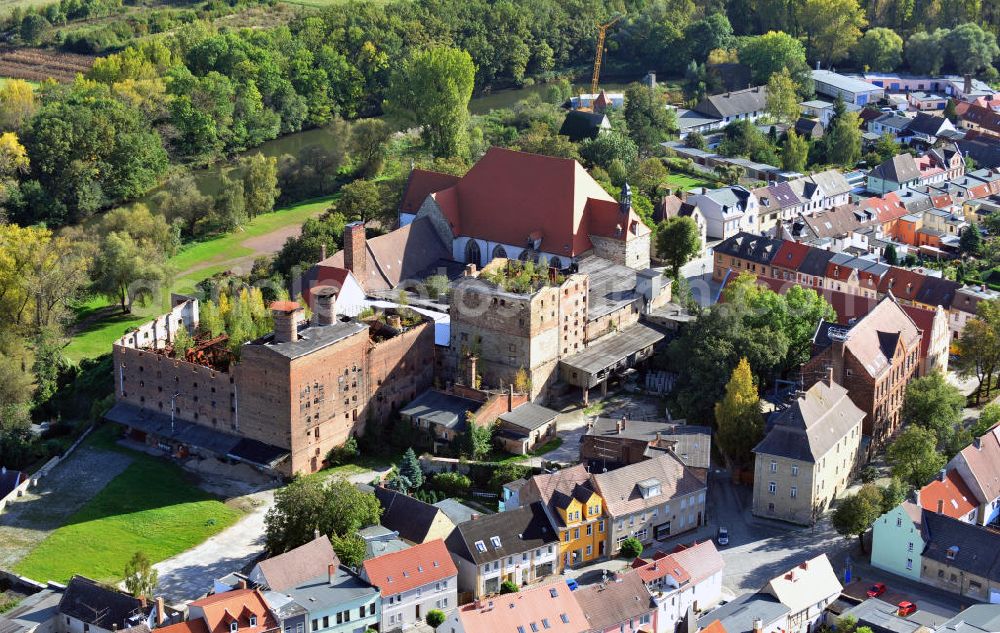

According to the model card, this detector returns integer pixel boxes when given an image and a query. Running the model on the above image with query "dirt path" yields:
[175,216,316,280]
[0,445,133,572]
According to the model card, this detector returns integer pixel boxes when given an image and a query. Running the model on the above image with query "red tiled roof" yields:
[456,581,587,633]
[428,147,645,257]
[901,305,936,359]
[703,621,728,633]
[669,540,724,584]
[861,192,909,224]
[633,552,691,584]
[772,240,810,271]
[362,539,456,596]
[877,267,926,302]
[399,169,461,215]
[920,470,978,519]
[189,589,276,633]
[158,622,210,633]
[961,103,1000,135]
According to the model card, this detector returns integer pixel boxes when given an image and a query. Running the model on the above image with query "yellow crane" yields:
[591,15,623,97]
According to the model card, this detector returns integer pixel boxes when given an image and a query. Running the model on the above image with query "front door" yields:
[416,604,421,620]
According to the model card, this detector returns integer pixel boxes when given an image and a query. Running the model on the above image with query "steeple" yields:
[620,181,631,214]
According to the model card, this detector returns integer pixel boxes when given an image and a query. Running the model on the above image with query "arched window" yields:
[492,244,508,260]
[465,239,482,267]
[518,249,535,262]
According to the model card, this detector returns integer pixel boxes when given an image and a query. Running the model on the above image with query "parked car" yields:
[566,578,579,591]
[898,601,918,617]
[867,583,887,598]
[717,527,729,546]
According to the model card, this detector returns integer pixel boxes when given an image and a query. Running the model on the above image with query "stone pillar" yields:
[582,387,589,406]
[601,378,609,398]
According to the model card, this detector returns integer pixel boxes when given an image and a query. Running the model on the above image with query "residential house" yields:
[399,390,482,449]
[249,536,339,592]
[809,170,854,209]
[573,573,656,633]
[373,487,457,545]
[763,555,842,633]
[908,92,948,111]
[812,70,884,106]
[919,511,1000,602]
[754,182,804,234]
[907,113,958,146]
[0,588,65,633]
[870,114,915,141]
[949,285,999,343]
[693,87,769,125]
[711,232,782,283]
[591,454,707,553]
[937,604,1000,633]
[802,296,922,447]
[444,501,559,597]
[948,426,1000,527]
[871,499,933,582]
[800,99,838,126]
[752,377,865,524]
[633,540,725,632]
[697,594,789,633]
[917,469,979,524]
[687,186,759,240]
[869,154,922,195]
[361,539,457,631]
[580,418,712,476]
[657,195,708,255]
[279,568,379,633]
[496,403,560,455]
[440,581,588,633]
[512,465,608,569]
[57,577,153,633]
[836,598,926,633]
[794,117,824,140]
[558,110,611,142]
[958,103,1000,139]
[186,589,279,633]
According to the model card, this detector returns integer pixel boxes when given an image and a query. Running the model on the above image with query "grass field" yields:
[664,172,718,191]
[62,197,333,362]
[13,427,241,584]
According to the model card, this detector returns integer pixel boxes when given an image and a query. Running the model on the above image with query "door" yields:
[416,604,421,620]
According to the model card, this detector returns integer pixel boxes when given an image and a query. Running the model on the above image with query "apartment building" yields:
[441,581,587,633]
[361,539,457,630]
[948,426,1000,527]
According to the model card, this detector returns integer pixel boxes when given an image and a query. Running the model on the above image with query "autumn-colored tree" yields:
[0,79,38,130]
[714,358,764,471]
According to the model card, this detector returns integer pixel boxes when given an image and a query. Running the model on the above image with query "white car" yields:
[716,527,729,546]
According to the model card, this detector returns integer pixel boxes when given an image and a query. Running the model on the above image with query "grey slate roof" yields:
[694,86,767,119]
[578,256,644,320]
[398,390,480,431]
[252,319,368,360]
[283,567,378,612]
[871,154,921,184]
[59,577,145,631]
[922,510,1000,582]
[796,247,836,276]
[373,486,449,544]
[811,169,853,197]
[698,593,790,633]
[874,114,913,131]
[574,573,655,630]
[839,599,924,633]
[586,419,712,470]
[559,323,665,376]
[498,402,558,433]
[445,501,557,565]
[938,605,1000,633]
[714,232,783,266]
[908,112,950,137]
[915,275,960,309]
[432,498,480,525]
[754,380,864,463]
[757,182,802,210]
[255,535,339,592]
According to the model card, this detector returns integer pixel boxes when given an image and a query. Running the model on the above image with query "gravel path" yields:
[0,445,133,571]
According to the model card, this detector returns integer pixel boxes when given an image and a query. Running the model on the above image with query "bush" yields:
[619,537,643,560]
[432,471,471,497]
[325,436,359,467]
[860,466,879,484]
[500,580,519,594]
[426,610,446,628]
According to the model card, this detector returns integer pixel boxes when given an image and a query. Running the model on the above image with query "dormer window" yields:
[249,617,257,628]
[946,545,959,560]
[231,623,238,633]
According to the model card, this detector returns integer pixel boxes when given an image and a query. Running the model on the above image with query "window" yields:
[560,614,570,624]
[531,624,539,632]
[542,619,551,629]
[768,482,777,494]
[770,461,777,473]
[490,536,502,548]
[790,487,797,499]
[249,617,257,627]
[906,558,913,570]
[908,542,914,552]
[586,524,592,536]
[791,465,799,477]
[322,617,328,629]
[475,540,487,553]
[230,624,238,633]
[311,620,318,631]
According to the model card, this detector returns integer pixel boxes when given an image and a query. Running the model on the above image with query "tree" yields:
[0,79,37,130]
[512,122,580,160]
[766,68,800,123]
[632,158,670,199]
[854,28,904,71]
[781,129,809,172]
[488,462,531,494]
[906,30,948,75]
[624,83,676,153]
[92,206,173,313]
[902,371,965,447]
[241,153,280,219]
[350,119,391,178]
[798,0,867,64]
[336,179,392,227]
[714,358,764,470]
[19,13,51,46]
[264,476,382,554]
[157,174,214,237]
[500,580,520,594]
[329,533,367,568]
[123,551,158,600]
[944,98,958,123]
[214,176,247,232]
[884,244,899,265]
[960,224,982,256]
[880,477,908,514]
[619,537,643,559]
[944,23,999,74]
[832,484,883,552]
[972,402,1000,437]
[684,13,734,63]
[387,46,475,158]
[872,132,901,163]
[826,111,862,167]
[579,131,639,171]
[426,610,446,628]
[738,31,808,85]
[956,301,1000,403]
[513,367,531,394]
[685,131,707,149]
[464,414,493,460]
[398,448,424,490]
[887,426,947,488]
[656,216,702,279]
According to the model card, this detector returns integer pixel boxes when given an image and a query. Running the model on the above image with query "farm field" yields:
[12,426,242,584]
[63,196,333,362]
[0,49,95,83]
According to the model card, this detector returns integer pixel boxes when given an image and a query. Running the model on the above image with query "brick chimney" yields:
[313,287,337,326]
[238,579,248,590]
[271,301,303,343]
[344,221,367,280]
[937,499,944,514]
[328,563,335,586]
[964,74,973,96]
[467,355,478,387]
[155,597,165,626]
[320,243,327,262]
[508,384,514,412]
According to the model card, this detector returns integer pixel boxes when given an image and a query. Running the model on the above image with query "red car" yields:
[898,601,918,617]
[866,583,887,598]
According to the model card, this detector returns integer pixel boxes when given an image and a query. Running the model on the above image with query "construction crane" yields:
[591,15,623,97]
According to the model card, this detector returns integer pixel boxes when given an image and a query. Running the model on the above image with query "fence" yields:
[0,425,93,515]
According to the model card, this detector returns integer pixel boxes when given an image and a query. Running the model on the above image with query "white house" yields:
[361,539,458,630]
[686,186,759,240]
[631,540,725,633]
[764,554,842,633]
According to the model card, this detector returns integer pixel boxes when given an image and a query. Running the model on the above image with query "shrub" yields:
[500,580,520,594]
[433,471,471,497]
[860,466,879,484]
[426,610,446,628]
[620,537,643,559]
[325,436,359,467]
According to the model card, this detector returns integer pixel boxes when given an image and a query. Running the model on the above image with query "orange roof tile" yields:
[633,552,691,585]
[399,169,461,215]
[702,620,728,633]
[920,470,978,519]
[772,240,810,271]
[456,581,587,633]
[269,301,301,313]
[157,621,210,633]
[361,539,456,596]
[189,589,276,633]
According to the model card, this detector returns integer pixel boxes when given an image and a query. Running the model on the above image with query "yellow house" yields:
[553,485,608,568]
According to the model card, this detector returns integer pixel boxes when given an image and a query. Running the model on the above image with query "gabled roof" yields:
[374,486,451,544]
[960,103,1000,135]
[498,402,559,433]
[938,604,1000,633]
[591,454,706,519]
[189,589,276,633]
[908,112,953,137]
[694,86,768,118]
[919,470,978,520]
[797,248,836,277]
[756,182,802,211]
[59,577,145,631]
[810,169,853,198]
[860,192,908,224]
[254,535,339,592]
[952,426,1000,505]
[454,581,586,633]
[714,232,783,266]
[764,554,842,614]
[839,295,921,377]
[631,552,692,585]
[670,540,725,584]
[877,267,926,301]
[921,511,1000,581]
[772,240,811,270]
[362,538,456,596]
[518,464,594,522]
[755,380,864,463]
[573,573,655,630]
[446,501,557,565]
[871,154,921,184]
[428,147,647,257]
[698,593,789,633]
[558,110,610,142]
[914,274,960,308]
[399,169,461,215]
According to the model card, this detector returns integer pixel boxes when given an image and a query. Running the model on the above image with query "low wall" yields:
[0,426,93,515]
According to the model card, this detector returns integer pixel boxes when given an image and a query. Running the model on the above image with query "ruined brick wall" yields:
[589,234,651,270]
[475,392,529,426]
[364,321,436,427]
[585,301,641,343]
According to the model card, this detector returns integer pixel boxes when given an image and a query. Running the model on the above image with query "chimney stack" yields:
[467,355,478,388]
[238,579,248,590]
[313,287,337,326]
[271,301,303,343]
[939,468,947,482]
[155,597,165,626]
[965,74,973,96]
[320,243,327,262]
[508,384,514,412]
[753,618,763,633]
[826,366,835,388]
[328,563,335,586]
[344,221,367,280]
[387,314,403,330]
[937,499,944,514]
[975,436,982,450]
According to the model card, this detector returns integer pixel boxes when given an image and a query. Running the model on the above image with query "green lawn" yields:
[663,173,717,191]
[62,197,333,362]
[14,429,241,584]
